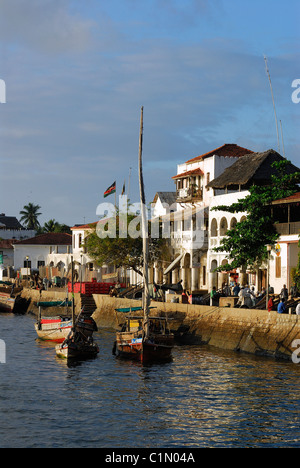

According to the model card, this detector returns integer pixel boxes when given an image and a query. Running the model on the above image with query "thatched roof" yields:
[207,149,300,189]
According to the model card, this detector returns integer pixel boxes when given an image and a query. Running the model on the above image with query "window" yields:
[211,219,218,237]
[37,261,45,268]
[24,260,31,268]
[220,217,228,236]
[276,257,281,278]
[206,172,210,190]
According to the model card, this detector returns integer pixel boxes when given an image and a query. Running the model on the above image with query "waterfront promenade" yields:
[21,288,300,361]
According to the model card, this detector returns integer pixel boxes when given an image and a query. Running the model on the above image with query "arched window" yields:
[230,217,237,229]
[211,218,218,237]
[220,217,228,236]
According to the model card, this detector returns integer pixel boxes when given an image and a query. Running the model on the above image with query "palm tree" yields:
[43,219,59,233]
[20,203,42,230]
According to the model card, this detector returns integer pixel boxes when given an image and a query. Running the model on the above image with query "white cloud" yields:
[0,0,94,53]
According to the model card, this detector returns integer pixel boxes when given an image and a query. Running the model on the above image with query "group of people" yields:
[215,282,269,308]
[210,282,300,314]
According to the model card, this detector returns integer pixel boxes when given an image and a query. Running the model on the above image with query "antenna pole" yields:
[279,120,286,159]
[264,55,280,153]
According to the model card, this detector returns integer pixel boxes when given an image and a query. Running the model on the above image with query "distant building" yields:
[0,213,36,240]
[13,233,72,276]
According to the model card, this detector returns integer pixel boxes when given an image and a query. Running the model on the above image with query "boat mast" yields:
[71,256,75,332]
[138,106,150,339]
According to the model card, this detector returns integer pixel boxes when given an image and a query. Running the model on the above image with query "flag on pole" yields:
[104,181,116,198]
[121,180,126,196]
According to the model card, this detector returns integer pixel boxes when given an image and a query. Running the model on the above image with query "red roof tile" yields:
[0,239,15,249]
[14,233,72,245]
[172,168,204,180]
[185,143,254,164]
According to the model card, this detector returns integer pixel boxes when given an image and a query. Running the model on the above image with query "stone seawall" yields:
[91,295,300,360]
[22,289,300,361]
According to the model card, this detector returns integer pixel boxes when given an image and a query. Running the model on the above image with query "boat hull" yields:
[56,341,99,360]
[116,333,174,364]
[0,293,15,313]
[35,319,72,343]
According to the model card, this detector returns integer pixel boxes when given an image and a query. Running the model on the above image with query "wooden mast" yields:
[138,106,150,339]
[71,256,75,332]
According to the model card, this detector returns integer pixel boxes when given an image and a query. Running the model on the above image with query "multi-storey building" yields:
[166,143,253,292]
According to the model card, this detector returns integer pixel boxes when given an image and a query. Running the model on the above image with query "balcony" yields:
[275,222,300,235]
[176,187,203,203]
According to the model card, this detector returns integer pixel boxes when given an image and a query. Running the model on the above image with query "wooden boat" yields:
[35,315,73,343]
[114,314,174,363]
[55,257,99,361]
[0,284,27,314]
[0,291,15,313]
[55,333,99,360]
[35,304,97,343]
[114,107,174,364]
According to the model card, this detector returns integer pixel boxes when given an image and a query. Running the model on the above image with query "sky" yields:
[0,0,299,227]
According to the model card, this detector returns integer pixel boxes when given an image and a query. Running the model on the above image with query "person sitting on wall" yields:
[182,290,189,304]
[210,286,219,306]
[277,298,286,314]
[268,295,274,312]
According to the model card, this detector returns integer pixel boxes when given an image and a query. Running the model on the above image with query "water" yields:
[0,313,300,448]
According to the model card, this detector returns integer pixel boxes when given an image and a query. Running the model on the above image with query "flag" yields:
[104,181,116,198]
[121,180,126,196]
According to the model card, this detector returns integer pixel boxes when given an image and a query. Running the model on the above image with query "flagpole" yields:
[128,167,132,201]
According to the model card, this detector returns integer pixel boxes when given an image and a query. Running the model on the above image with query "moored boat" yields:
[55,333,99,360]
[35,315,73,343]
[114,107,174,364]
[0,291,15,313]
[35,307,97,343]
[115,314,174,363]
[0,284,27,314]
[55,256,99,361]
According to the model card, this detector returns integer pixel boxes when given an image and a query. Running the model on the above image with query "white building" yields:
[269,192,300,293]
[167,143,254,292]
[13,233,72,275]
[206,149,300,294]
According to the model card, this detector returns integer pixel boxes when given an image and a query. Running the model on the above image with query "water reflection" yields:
[0,315,300,448]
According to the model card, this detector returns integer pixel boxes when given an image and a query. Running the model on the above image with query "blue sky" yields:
[0,0,299,226]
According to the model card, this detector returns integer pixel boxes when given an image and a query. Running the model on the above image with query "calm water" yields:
[0,313,300,448]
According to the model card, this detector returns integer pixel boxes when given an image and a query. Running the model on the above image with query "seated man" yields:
[277,299,286,314]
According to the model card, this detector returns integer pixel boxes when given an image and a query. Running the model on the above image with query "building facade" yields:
[166,143,253,292]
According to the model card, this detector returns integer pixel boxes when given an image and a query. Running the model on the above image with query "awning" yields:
[163,253,184,275]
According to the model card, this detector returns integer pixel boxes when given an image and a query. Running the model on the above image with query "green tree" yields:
[38,220,71,234]
[293,236,300,291]
[211,160,300,272]
[43,219,60,233]
[85,213,171,276]
[20,203,42,230]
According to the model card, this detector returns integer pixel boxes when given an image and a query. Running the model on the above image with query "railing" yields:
[176,187,203,202]
[275,222,300,235]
